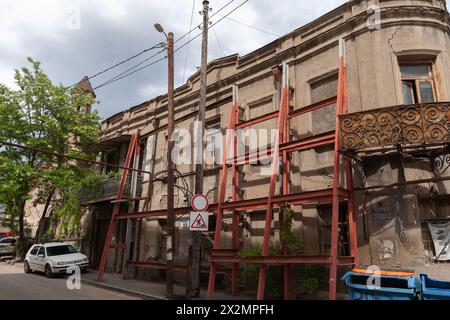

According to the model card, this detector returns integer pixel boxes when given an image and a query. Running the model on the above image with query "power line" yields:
[67,42,165,89]
[175,0,236,44]
[212,10,280,37]
[212,25,225,56]
[175,0,249,54]
[0,140,152,175]
[68,0,237,90]
[96,0,239,90]
[182,0,197,84]
[93,48,167,90]
[94,0,249,92]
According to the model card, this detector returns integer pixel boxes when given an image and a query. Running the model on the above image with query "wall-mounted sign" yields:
[428,222,450,261]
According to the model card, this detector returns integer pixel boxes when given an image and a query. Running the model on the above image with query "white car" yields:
[24,242,89,278]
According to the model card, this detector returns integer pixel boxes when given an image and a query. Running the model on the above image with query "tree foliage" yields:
[0,58,101,249]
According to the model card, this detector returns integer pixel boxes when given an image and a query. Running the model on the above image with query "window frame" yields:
[400,62,437,104]
[37,246,46,257]
[204,119,222,168]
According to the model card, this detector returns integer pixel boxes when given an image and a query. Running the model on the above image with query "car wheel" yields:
[24,261,32,273]
[45,264,53,278]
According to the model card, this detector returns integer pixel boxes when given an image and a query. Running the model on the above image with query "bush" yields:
[237,243,284,298]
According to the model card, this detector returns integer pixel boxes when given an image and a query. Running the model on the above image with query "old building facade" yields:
[81,0,450,290]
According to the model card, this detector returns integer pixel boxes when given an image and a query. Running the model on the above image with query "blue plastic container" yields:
[420,274,450,300]
[341,271,420,300]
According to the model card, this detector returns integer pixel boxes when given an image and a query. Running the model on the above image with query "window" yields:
[400,63,436,104]
[30,246,39,256]
[310,73,338,135]
[37,246,45,257]
[0,238,16,244]
[205,120,222,167]
[317,203,349,255]
[105,150,119,173]
[46,245,78,257]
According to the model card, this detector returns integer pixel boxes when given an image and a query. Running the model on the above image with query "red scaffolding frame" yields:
[96,37,358,300]
[206,37,357,300]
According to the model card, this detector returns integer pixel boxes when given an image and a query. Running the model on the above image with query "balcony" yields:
[79,174,143,205]
[339,102,450,153]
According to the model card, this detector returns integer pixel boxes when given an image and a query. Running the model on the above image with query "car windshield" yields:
[46,245,77,256]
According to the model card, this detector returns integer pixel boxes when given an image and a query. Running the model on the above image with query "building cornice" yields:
[100,1,450,141]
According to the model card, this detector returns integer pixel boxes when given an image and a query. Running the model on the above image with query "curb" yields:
[80,278,168,301]
[1,261,167,300]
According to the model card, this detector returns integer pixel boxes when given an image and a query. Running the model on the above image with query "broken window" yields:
[400,63,436,104]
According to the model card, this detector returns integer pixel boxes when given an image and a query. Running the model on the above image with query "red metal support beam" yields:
[235,110,279,129]
[127,261,232,275]
[209,255,355,265]
[234,96,337,130]
[256,63,289,300]
[231,131,335,166]
[97,133,138,282]
[207,96,238,300]
[329,38,346,300]
[281,70,291,300]
[231,86,240,297]
[342,66,358,265]
[116,188,350,220]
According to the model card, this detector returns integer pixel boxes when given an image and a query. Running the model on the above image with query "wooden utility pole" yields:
[166,31,176,298]
[191,0,209,298]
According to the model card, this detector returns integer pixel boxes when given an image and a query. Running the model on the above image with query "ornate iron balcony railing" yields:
[78,174,143,204]
[339,102,450,152]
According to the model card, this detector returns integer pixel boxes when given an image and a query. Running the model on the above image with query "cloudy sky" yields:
[0,0,346,120]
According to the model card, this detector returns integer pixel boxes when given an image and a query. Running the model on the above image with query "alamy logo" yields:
[66,265,81,290]
[170,121,279,176]
[367,5,381,30]
[66,6,81,31]
[366,265,381,290]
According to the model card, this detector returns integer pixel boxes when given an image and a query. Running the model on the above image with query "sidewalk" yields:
[82,271,254,300]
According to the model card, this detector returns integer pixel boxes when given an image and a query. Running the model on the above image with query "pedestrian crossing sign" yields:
[190,212,209,231]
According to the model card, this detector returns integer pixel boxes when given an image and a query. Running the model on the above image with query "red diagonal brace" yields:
[207,89,238,299]
[97,133,138,282]
[257,64,288,300]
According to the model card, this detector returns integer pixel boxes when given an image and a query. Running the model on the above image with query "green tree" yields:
[0,58,101,255]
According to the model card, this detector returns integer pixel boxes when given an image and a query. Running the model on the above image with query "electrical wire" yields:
[212,25,225,56]
[182,0,197,84]
[66,42,166,89]
[211,11,280,37]
[95,0,240,91]
[174,0,249,54]
[68,0,237,90]
[93,51,167,90]
[175,0,236,44]
[93,0,249,91]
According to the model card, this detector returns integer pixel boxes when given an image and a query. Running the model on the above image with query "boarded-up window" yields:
[310,74,338,135]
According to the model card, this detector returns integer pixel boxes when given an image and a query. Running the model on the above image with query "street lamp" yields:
[155,22,175,299]
[154,23,168,39]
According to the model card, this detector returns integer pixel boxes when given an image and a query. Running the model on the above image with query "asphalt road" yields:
[0,262,141,300]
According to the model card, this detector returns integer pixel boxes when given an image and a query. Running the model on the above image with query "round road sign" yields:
[191,194,209,212]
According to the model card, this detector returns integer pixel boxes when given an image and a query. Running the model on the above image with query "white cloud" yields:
[0,0,346,119]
